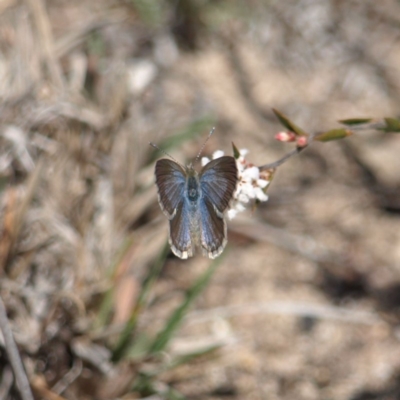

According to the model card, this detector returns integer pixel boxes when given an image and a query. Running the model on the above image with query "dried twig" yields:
[0,294,34,400]
[51,358,83,395]
[0,366,13,399]
[230,217,339,264]
[186,301,379,326]
[259,133,317,171]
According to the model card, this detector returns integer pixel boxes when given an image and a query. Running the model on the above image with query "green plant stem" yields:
[111,242,169,362]
[148,255,223,355]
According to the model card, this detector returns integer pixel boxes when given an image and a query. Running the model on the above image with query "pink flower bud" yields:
[296,136,308,147]
[275,131,296,142]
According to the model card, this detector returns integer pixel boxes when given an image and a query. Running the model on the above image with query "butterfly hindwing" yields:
[199,197,226,259]
[168,201,193,259]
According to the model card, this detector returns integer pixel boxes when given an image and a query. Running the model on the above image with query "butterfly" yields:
[155,154,238,259]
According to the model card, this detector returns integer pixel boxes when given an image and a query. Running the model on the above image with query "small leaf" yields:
[314,129,353,142]
[161,344,221,373]
[0,177,8,195]
[272,108,309,137]
[126,332,153,360]
[231,142,241,159]
[384,118,400,132]
[131,0,165,26]
[339,118,373,126]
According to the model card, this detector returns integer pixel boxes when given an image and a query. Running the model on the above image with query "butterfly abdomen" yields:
[183,173,202,253]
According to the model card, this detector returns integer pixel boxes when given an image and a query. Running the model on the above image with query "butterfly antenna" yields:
[149,142,179,163]
[195,127,215,164]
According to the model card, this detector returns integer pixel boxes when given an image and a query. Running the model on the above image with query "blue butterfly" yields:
[155,156,238,259]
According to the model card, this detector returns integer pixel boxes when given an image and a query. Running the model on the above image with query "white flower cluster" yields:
[201,149,271,219]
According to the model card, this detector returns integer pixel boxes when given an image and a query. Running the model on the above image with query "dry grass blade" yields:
[25,0,63,88]
[0,159,43,272]
[51,359,83,396]
[0,295,34,400]
[31,376,67,400]
[0,365,13,399]
[14,159,44,238]
[230,216,340,264]
[27,103,107,130]
[0,186,17,272]
[54,18,122,58]
[186,301,379,326]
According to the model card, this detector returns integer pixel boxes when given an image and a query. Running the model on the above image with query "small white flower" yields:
[257,179,269,189]
[227,209,238,220]
[201,156,210,166]
[212,150,225,159]
[241,182,255,198]
[242,166,259,181]
[228,148,272,219]
[203,148,271,219]
[254,187,268,202]
[238,192,250,203]
[236,203,246,212]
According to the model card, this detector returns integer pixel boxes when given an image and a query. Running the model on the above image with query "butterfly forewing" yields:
[155,159,186,218]
[199,156,238,212]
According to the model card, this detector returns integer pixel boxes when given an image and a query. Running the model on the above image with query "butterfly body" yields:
[155,156,238,259]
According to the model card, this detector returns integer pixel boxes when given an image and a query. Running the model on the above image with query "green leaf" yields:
[130,0,165,26]
[339,118,373,126]
[384,118,400,132]
[165,387,187,400]
[232,142,241,159]
[94,236,135,329]
[111,241,169,362]
[0,177,8,195]
[148,255,224,354]
[162,344,220,372]
[314,129,353,142]
[272,108,309,137]
[139,342,221,381]
[126,332,153,360]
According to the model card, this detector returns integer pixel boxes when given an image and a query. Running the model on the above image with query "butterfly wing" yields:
[199,156,238,213]
[199,156,238,258]
[155,159,193,259]
[155,159,186,219]
[199,197,227,259]
[168,201,193,259]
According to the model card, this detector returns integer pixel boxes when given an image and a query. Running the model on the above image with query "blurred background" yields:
[1,0,400,399]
